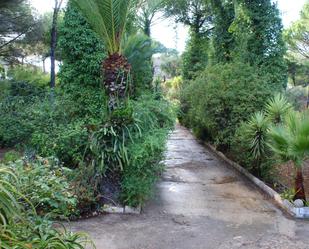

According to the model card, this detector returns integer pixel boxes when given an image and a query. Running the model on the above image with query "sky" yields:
[31,0,307,53]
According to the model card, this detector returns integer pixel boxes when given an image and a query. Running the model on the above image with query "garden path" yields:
[70,124,309,249]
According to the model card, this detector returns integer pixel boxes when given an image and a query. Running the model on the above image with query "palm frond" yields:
[268,125,291,161]
[72,0,132,54]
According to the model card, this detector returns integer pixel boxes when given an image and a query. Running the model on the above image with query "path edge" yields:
[204,143,306,219]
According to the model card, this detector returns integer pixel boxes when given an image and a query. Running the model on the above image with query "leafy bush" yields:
[121,129,167,207]
[180,62,276,148]
[0,166,92,248]
[231,94,292,180]
[58,3,105,88]
[5,156,78,218]
[8,65,50,87]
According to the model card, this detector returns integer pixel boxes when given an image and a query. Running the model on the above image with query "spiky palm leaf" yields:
[268,111,309,168]
[268,110,309,200]
[72,0,132,54]
[265,93,292,124]
[245,112,270,160]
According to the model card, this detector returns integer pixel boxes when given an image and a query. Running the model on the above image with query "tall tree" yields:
[136,0,164,37]
[210,0,235,63]
[72,0,132,109]
[163,0,213,80]
[231,0,287,89]
[285,2,309,62]
[50,0,63,89]
[0,0,36,61]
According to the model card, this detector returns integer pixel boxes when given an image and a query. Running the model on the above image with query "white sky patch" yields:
[30,0,307,53]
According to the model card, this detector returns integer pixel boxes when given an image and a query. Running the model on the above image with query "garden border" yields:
[102,204,141,215]
[204,143,309,219]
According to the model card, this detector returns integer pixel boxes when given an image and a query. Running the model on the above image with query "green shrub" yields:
[0,166,92,248]
[31,121,89,167]
[180,62,277,148]
[121,129,168,207]
[8,65,50,87]
[2,150,20,163]
[58,3,105,88]
[231,94,292,180]
[5,156,78,218]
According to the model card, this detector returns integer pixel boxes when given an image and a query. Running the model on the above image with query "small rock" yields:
[124,205,141,214]
[294,199,304,208]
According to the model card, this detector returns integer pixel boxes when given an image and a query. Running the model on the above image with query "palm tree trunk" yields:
[294,168,306,201]
[102,53,131,110]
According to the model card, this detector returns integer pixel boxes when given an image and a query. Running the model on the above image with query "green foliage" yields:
[0,85,42,147]
[30,120,89,167]
[123,33,160,93]
[71,0,132,54]
[210,0,235,63]
[160,50,181,78]
[0,166,92,248]
[230,0,287,88]
[285,86,308,111]
[182,31,209,81]
[8,66,50,87]
[268,110,309,168]
[281,188,296,202]
[58,3,106,87]
[81,93,175,206]
[231,94,292,178]
[121,129,167,207]
[5,156,78,218]
[265,93,292,124]
[284,2,309,62]
[180,62,274,148]
[2,150,20,163]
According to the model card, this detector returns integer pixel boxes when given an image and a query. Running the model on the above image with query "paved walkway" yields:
[70,125,309,249]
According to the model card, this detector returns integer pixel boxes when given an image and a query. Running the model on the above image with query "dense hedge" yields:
[179,62,279,149]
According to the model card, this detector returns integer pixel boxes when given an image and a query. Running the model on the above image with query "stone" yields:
[124,205,141,214]
[102,205,124,214]
[294,199,305,208]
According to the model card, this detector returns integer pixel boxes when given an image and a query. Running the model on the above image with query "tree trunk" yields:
[294,168,306,201]
[306,86,309,109]
[42,58,46,73]
[102,53,131,110]
[50,0,62,88]
[50,6,58,89]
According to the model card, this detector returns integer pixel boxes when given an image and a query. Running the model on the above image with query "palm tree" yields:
[268,111,309,201]
[71,0,132,109]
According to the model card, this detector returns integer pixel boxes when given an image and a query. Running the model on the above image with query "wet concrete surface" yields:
[70,125,309,249]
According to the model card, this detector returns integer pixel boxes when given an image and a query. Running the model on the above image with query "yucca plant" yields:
[268,111,309,201]
[71,0,132,109]
[244,112,271,176]
[265,93,292,124]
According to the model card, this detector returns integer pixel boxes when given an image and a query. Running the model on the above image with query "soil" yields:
[69,125,309,249]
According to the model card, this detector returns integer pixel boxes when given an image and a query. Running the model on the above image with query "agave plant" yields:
[268,111,309,201]
[71,0,132,109]
[265,93,292,124]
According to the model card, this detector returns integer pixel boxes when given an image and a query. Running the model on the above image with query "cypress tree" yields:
[232,0,287,89]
